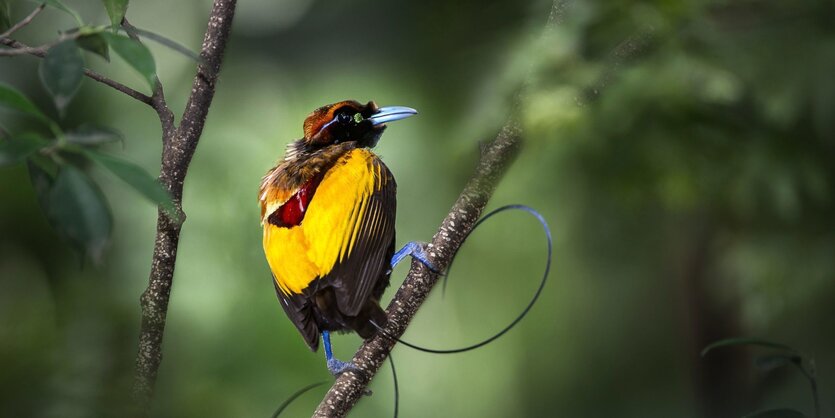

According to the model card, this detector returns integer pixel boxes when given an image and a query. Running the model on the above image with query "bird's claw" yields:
[327,358,359,376]
[390,241,440,273]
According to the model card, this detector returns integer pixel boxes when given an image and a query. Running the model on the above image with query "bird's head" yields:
[301,100,417,149]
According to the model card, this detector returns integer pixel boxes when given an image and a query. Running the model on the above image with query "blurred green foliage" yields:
[1,0,834,417]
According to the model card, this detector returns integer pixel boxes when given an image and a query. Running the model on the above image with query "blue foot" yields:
[390,241,439,273]
[322,330,358,376]
[327,358,358,376]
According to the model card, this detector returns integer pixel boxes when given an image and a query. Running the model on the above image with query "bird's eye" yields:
[336,113,351,123]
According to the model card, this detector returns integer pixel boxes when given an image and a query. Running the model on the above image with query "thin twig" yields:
[121,18,174,138]
[0,44,46,56]
[0,4,45,38]
[131,0,237,415]
[310,1,566,416]
[0,37,153,104]
[83,67,154,105]
[0,36,50,55]
[577,29,655,106]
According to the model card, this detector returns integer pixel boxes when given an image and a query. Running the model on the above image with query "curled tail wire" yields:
[372,204,552,354]
[272,204,551,417]
[271,381,326,418]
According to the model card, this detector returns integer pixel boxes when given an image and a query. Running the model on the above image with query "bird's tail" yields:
[351,301,387,339]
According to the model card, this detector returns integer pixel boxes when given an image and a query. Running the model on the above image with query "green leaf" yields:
[742,408,807,418]
[101,0,128,27]
[0,133,48,167]
[39,39,85,113]
[0,1,11,33]
[83,150,173,213]
[124,26,201,63]
[76,33,110,61]
[28,159,55,212]
[28,153,57,178]
[36,0,84,26]
[101,33,157,91]
[66,124,123,146]
[701,338,797,357]
[0,83,52,123]
[46,165,113,263]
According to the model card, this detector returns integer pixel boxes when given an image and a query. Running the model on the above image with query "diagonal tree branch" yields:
[311,2,567,416]
[312,121,522,418]
[131,0,237,415]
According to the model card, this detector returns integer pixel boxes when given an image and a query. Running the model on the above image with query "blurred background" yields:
[1,0,834,417]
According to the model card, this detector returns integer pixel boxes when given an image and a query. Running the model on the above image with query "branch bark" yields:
[312,121,522,417]
[311,4,567,416]
[1,1,234,414]
[131,0,237,414]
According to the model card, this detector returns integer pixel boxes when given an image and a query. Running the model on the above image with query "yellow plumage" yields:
[262,148,384,295]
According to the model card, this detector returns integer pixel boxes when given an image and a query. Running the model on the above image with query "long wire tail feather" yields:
[390,354,399,418]
[372,204,552,354]
[270,381,326,418]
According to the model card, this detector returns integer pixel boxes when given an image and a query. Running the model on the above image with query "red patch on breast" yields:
[269,175,324,227]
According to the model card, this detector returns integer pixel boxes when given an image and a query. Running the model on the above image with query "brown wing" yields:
[318,158,396,317]
[273,277,319,350]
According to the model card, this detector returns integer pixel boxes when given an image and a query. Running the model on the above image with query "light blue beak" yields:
[367,106,418,126]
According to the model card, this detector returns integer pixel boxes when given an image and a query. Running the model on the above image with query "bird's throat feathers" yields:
[282,139,306,163]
